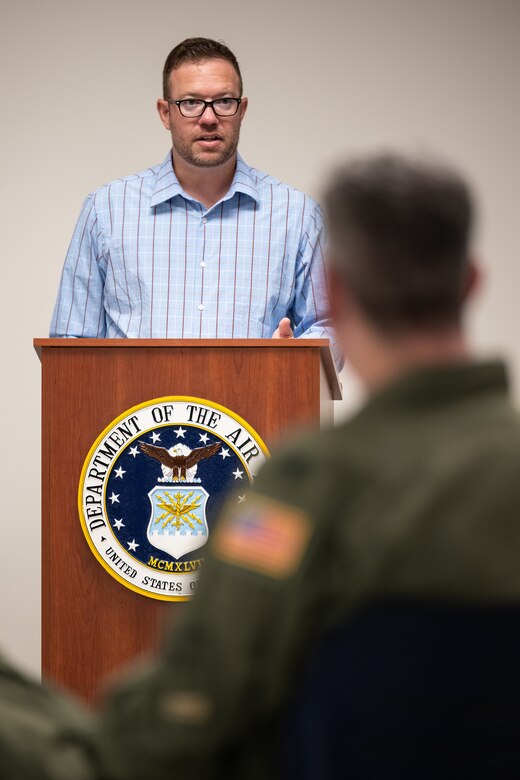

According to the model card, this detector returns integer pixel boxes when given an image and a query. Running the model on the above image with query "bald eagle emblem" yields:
[139,440,221,482]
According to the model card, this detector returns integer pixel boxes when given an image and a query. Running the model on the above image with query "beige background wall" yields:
[0,0,518,675]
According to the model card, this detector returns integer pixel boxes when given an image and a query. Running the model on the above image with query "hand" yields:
[272,317,294,339]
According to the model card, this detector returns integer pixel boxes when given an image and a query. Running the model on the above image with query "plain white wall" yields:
[0,0,519,675]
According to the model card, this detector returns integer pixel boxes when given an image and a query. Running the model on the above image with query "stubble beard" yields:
[172,126,241,169]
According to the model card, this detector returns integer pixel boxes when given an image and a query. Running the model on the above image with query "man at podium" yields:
[50,37,336,360]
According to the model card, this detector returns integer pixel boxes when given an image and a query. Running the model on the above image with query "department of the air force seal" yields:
[78,397,269,601]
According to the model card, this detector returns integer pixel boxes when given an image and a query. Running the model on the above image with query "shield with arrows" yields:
[146,485,209,559]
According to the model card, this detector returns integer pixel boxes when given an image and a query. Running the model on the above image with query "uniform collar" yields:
[362,360,510,416]
[150,151,260,208]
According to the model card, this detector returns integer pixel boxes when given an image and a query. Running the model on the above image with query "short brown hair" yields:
[162,37,243,99]
[324,153,474,332]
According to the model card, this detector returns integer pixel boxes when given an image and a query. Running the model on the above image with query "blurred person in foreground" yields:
[0,652,102,779]
[101,154,520,778]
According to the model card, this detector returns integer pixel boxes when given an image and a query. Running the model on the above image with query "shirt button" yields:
[201,217,207,224]
[198,304,204,311]
[200,261,206,268]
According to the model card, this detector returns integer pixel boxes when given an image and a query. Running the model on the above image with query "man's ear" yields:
[326,264,351,327]
[239,96,248,121]
[462,257,482,303]
[157,99,171,131]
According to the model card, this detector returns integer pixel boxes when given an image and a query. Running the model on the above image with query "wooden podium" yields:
[34,338,341,703]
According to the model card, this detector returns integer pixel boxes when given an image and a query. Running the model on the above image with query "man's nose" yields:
[198,104,219,123]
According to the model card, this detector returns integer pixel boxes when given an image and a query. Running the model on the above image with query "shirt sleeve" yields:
[50,194,107,338]
[291,204,343,370]
[100,453,333,780]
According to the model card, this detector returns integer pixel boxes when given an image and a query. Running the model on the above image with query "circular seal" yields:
[78,397,269,601]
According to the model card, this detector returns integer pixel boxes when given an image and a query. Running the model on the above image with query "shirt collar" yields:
[228,154,260,203]
[150,151,260,208]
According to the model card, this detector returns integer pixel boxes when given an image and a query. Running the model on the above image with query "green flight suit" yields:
[101,361,520,779]
[0,654,102,779]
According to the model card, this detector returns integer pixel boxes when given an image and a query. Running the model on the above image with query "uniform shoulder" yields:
[254,424,349,502]
[243,424,360,546]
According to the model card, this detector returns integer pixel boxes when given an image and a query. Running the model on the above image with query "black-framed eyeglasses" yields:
[167,98,242,118]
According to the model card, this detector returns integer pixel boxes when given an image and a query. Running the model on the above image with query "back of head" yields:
[162,37,243,98]
[324,154,475,333]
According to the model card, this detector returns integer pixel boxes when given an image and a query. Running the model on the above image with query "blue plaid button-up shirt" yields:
[50,152,338,358]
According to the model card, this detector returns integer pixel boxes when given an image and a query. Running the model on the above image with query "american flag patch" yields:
[212,496,311,578]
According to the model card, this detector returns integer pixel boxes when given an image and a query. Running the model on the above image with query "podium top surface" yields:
[35,337,328,348]
[34,338,342,399]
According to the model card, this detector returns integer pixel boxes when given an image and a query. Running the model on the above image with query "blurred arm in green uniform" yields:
[0,653,104,779]
[101,154,520,779]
